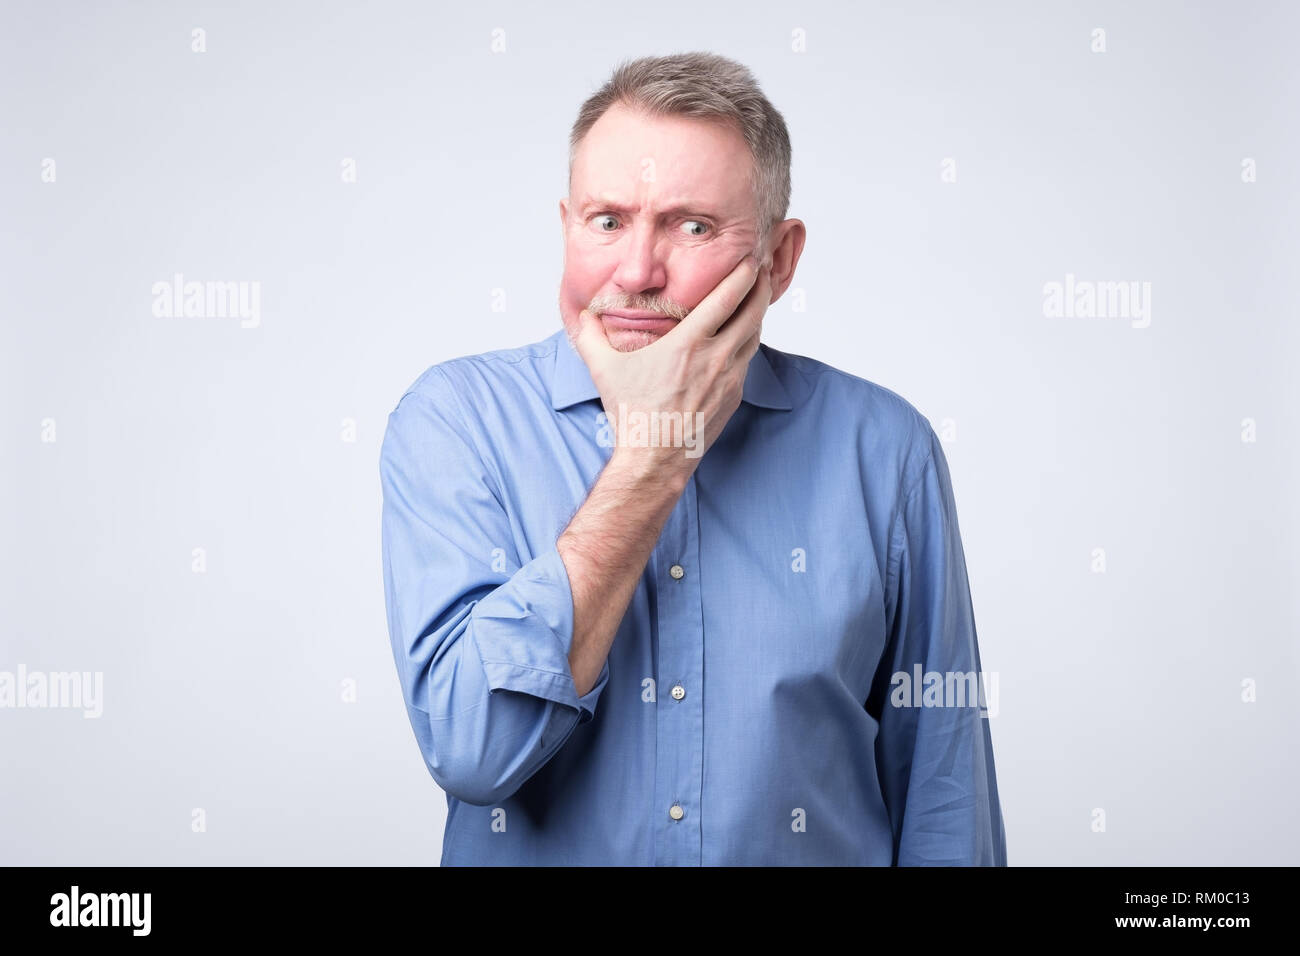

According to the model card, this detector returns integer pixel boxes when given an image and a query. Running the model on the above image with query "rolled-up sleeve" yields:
[873,424,1007,866]
[379,373,610,807]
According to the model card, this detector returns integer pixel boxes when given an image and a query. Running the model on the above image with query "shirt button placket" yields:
[653,477,703,865]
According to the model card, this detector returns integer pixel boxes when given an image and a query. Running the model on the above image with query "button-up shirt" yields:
[379,327,1007,865]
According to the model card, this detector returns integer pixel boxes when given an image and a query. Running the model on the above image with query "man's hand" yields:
[557,254,772,697]
[564,255,772,479]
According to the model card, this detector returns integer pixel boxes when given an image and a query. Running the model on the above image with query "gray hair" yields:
[568,51,792,252]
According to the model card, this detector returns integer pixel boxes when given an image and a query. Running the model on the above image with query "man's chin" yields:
[604,325,666,353]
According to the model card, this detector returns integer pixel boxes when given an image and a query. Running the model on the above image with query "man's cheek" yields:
[559,273,587,310]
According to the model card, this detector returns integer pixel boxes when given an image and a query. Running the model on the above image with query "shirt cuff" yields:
[575,657,611,724]
[473,545,609,722]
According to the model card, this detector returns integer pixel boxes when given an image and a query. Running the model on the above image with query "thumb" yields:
[565,308,612,365]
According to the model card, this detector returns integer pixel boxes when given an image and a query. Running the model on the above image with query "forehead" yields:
[571,102,754,214]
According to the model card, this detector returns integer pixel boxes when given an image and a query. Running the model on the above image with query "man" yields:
[380,52,1007,865]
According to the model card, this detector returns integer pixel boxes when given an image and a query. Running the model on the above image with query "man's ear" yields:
[766,219,807,305]
[559,198,568,228]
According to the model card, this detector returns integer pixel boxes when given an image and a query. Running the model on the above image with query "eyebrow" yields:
[578,196,724,219]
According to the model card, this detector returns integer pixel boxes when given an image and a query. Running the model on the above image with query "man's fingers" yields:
[736,322,763,368]
[717,262,771,354]
[676,254,761,339]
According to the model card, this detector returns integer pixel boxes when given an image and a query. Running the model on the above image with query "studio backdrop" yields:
[2,0,1297,865]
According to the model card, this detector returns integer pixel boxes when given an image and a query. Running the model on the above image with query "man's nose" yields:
[611,222,666,293]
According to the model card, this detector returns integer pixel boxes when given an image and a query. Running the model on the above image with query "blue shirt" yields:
[379,327,1007,866]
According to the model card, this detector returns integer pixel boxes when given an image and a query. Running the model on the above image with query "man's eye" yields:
[593,215,619,232]
[682,220,710,237]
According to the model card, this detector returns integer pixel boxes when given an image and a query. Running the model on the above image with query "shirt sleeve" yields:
[379,372,611,807]
[870,423,1008,865]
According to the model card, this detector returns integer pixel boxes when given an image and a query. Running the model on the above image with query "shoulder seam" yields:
[884,417,937,596]
[418,365,508,511]
[900,421,938,507]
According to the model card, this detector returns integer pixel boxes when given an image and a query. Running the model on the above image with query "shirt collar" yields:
[548,327,794,412]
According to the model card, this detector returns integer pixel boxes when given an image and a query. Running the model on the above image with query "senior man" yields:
[380,51,1007,866]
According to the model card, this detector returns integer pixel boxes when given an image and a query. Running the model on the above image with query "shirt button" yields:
[669,564,685,580]
[671,684,685,701]
[669,804,685,821]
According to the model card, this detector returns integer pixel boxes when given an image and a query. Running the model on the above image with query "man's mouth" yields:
[600,310,678,333]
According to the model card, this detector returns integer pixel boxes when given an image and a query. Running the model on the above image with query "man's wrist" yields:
[606,446,696,494]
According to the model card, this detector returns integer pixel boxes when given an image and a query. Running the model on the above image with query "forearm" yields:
[558,450,691,696]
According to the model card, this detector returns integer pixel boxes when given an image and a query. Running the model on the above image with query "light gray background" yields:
[2,0,1296,865]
